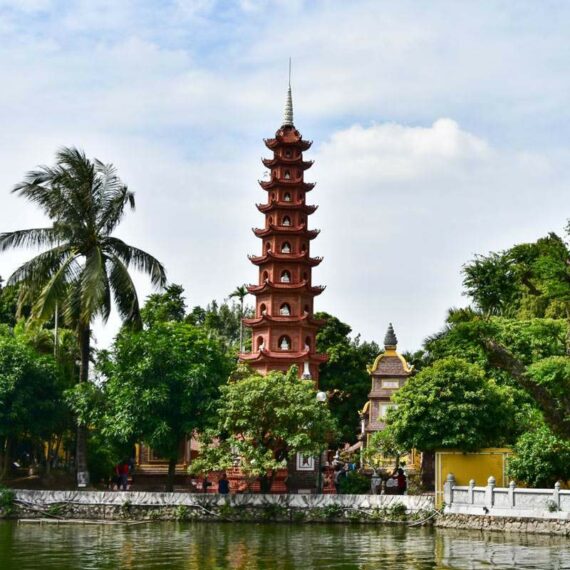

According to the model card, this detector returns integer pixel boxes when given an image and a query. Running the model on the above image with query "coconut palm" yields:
[0,147,167,486]
[229,284,248,352]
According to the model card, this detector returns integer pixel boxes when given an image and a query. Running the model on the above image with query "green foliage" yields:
[389,357,516,452]
[0,486,15,512]
[141,284,187,325]
[100,321,233,462]
[338,471,370,494]
[193,366,338,478]
[507,423,570,488]
[322,503,343,519]
[46,503,64,517]
[462,232,570,319]
[175,505,190,520]
[316,312,380,442]
[0,281,19,327]
[363,429,406,469]
[0,328,64,448]
[387,502,408,520]
[260,503,287,521]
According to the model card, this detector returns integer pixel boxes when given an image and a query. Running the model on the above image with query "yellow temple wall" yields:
[435,448,512,507]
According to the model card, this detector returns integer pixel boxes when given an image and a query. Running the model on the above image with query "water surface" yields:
[0,521,569,569]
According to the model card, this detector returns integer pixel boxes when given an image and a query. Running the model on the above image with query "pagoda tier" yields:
[262,157,314,170]
[247,251,323,267]
[256,201,318,215]
[246,280,325,295]
[259,179,316,192]
[243,313,326,327]
[253,226,320,239]
[239,87,328,383]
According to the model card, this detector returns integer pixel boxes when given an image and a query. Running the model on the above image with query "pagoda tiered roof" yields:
[256,201,318,215]
[259,179,316,191]
[248,250,323,267]
[243,313,326,327]
[264,131,312,151]
[239,348,328,364]
[262,157,314,170]
[246,280,325,295]
[252,225,320,239]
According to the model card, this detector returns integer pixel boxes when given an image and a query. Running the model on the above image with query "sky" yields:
[0,0,569,353]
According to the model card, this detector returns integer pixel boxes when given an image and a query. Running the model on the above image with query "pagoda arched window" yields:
[301,243,306,253]
[284,192,292,202]
[278,335,291,351]
[265,242,271,252]
[271,193,276,201]
[285,149,292,158]
[279,303,291,316]
[262,271,269,282]
[305,336,311,350]
[300,217,305,225]
[257,336,265,351]
[304,304,310,314]
[282,216,291,227]
[259,303,267,316]
[303,271,308,281]
[280,270,291,283]
[268,216,273,226]
[284,170,291,180]
[281,242,291,253]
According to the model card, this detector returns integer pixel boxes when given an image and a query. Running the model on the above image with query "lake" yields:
[0,521,569,569]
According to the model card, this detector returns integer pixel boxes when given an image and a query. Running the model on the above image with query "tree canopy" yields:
[192,366,338,489]
[388,357,516,452]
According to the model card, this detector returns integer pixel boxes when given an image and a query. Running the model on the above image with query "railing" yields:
[444,474,570,519]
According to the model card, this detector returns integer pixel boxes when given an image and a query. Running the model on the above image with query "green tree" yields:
[100,322,233,491]
[0,327,63,479]
[363,428,406,470]
[0,147,166,486]
[316,312,379,442]
[229,284,248,352]
[508,423,570,488]
[141,283,186,325]
[388,357,516,452]
[192,366,338,491]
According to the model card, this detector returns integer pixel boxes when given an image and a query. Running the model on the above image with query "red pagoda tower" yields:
[239,84,328,382]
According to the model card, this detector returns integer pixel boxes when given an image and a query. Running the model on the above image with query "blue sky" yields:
[0,0,569,352]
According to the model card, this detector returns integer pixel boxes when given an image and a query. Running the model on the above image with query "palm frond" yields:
[0,227,59,252]
[105,237,167,288]
[33,253,80,322]
[8,245,74,287]
[80,247,110,325]
[108,254,141,328]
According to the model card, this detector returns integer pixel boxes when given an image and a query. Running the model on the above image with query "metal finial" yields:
[282,58,294,127]
[384,323,398,348]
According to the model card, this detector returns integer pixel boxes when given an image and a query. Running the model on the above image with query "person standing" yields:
[218,473,230,495]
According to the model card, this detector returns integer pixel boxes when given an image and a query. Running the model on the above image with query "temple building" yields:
[239,83,328,382]
[361,323,413,442]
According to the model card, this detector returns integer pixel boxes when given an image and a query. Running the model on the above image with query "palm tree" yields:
[229,284,248,352]
[0,147,167,487]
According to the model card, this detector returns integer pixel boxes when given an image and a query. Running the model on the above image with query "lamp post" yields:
[315,390,328,493]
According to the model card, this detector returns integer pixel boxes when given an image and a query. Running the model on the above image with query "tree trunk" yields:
[0,438,10,481]
[167,457,177,492]
[76,324,90,488]
[239,298,244,353]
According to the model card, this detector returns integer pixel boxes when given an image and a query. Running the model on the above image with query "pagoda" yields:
[239,84,328,382]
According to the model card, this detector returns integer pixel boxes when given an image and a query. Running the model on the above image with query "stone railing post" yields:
[508,481,516,508]
[485,476,496,509]
[468,479,475,504]
[444,473,455,507]
[553,481,561,510]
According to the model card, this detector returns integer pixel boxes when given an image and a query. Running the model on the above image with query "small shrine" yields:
[361,323,413,443]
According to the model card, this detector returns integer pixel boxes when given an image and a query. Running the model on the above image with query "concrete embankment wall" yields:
[4,490,435,524]
[436,513,570,536]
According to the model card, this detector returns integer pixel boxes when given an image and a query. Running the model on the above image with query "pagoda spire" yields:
[282,59,294,127]
[384,323,398,349]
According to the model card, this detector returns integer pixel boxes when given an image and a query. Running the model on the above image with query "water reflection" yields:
[0,521,569,569]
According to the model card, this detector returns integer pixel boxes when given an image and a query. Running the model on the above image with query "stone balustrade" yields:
[444,474,570,519]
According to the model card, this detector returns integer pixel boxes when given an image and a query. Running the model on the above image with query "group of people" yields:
[371,467,407,495]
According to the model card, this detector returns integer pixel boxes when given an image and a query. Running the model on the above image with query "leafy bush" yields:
[338,471,370,494]
[387,502,407,520]
[0,487,15,515]
[175,505,190,520]
[322,503,343,519]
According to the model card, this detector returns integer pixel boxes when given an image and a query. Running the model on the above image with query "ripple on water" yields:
[1,521,570,570]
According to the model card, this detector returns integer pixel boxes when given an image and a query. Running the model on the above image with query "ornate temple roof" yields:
[246,280,325,296]
[247,250,323,267]
[369,323,413,377]
[252,225,320,239]
[256,201,318,215]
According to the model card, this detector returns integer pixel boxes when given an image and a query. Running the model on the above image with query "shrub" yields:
[322,503,343,519]
[338,471,370,494]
